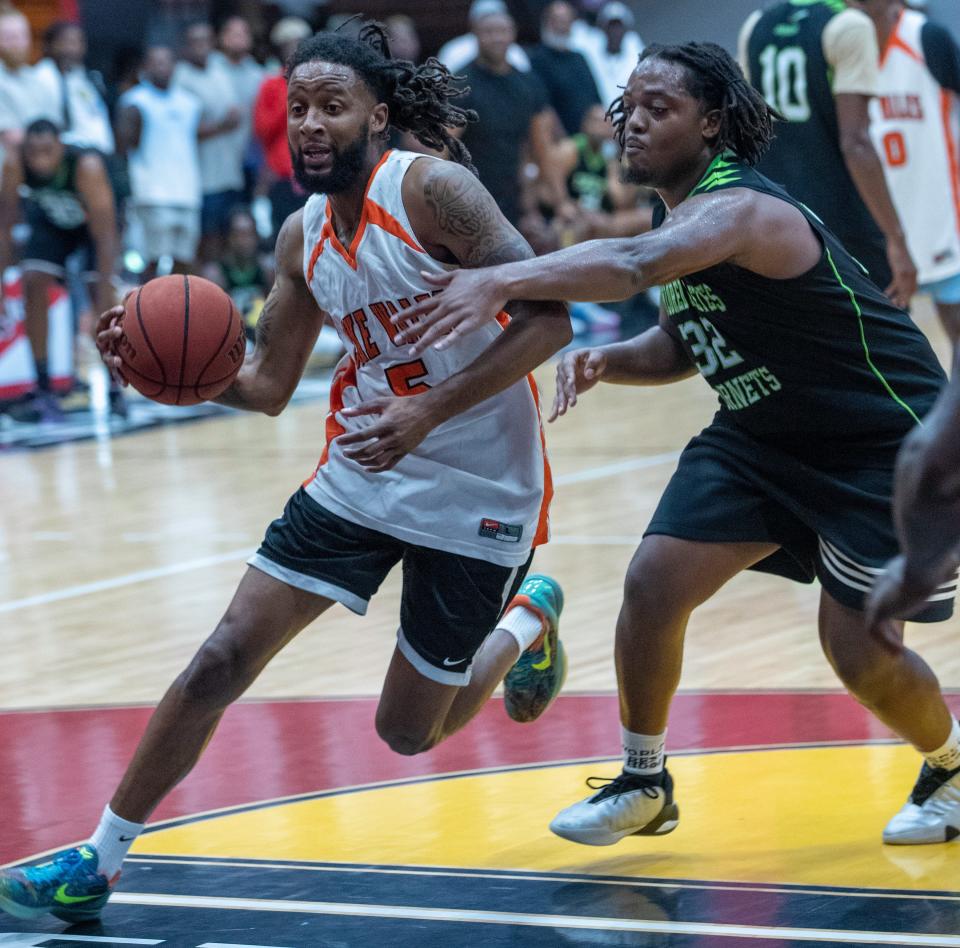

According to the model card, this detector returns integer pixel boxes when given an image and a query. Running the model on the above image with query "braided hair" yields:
[287,21,478,174]
[607,42,779,166]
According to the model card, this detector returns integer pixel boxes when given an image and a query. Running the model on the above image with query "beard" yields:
[291,132,368,195]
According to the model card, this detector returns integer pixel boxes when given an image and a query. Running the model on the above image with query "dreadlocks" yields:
[287,21,478,175]
[607,41,779,166]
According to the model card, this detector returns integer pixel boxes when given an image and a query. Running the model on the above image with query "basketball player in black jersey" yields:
[398,42,960,845]
[0,119,118,422]
[741,0,915,307]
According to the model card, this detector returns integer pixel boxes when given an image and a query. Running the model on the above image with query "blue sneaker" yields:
[503,574,567,723]
[0,845,114,922]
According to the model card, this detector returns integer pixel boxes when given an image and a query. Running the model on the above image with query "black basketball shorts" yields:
[645,422,956,621]
[249,488,532,685]
[21,214,93,279]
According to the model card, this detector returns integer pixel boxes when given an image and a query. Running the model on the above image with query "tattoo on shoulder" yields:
[424,166,532,268]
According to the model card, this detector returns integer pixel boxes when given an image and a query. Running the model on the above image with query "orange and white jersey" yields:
[301,149,551,566]
[869,9,960,284]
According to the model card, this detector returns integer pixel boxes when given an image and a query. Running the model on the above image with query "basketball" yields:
[117,275,246,406]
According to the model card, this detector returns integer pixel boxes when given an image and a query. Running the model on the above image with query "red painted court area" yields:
[4,690,948,865]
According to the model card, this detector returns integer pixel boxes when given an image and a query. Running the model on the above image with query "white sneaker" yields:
[549,768,679,846]
[883,762,960,845]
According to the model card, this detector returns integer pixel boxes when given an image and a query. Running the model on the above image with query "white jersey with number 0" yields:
[300,149,551,566]
[869,9,960,284]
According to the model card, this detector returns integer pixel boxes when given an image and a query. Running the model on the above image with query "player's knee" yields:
[177,636,250,709]
[375,716,440,756]
[821,625,894,699]
[622,539,699,619]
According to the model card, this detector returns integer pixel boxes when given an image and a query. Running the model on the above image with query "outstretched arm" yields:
[394,187,820,354]
[338,158,571,472]
[866,353,960,626]
[549,309,696,422]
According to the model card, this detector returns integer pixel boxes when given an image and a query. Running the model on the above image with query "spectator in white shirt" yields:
[31,22,114,155]
[0,9,45,153]
[117,45,203,276]
[578,1,645,108]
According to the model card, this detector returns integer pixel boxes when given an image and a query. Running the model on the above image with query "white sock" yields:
[495,606,545,656]
[622,726,666,775]
[925,717,960,772]
[89,805,144,879]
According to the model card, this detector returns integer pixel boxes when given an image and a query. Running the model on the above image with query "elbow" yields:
[838,133,873,165]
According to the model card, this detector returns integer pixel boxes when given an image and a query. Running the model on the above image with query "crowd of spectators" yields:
[0,0,654,423]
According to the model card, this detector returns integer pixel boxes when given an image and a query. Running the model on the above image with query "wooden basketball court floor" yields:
[2,300,959,947]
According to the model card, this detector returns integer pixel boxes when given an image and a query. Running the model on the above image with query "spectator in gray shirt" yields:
[174,21,244,262]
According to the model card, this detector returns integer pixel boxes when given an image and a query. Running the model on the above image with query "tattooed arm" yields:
[336,159,571,472]
[215,210,327,415]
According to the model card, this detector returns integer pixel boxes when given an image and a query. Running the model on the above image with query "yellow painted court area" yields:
[136,744,960,893]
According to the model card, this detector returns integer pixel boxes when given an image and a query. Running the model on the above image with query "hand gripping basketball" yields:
[110,276,246,406]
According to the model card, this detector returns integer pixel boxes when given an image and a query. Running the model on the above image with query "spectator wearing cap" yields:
[455,4,567,228]
[31,22,114,155]
[253,16,312,239]
[174,21,245,263]
[579,1,644,108]
[438,0,531,74]
[527,1,601,136]
[0,9,45,153]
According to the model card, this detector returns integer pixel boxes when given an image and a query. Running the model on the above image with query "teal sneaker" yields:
[0,844,114,922]
[503,574,567,723]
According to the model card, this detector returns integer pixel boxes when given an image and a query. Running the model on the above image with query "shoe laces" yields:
[586,772,661,803]
[911,762,960,806]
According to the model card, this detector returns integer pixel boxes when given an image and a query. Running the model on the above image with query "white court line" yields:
[0,936,162,945]
[200,944,295,948]
[109,892,960,945]
[553,450,680,486]
[0,453,679,615]
[0,548,252,615]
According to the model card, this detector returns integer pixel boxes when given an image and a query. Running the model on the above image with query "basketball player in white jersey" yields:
[852,0,960,343]
[0,24,572,924]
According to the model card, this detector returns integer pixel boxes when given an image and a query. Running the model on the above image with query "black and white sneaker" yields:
[549,767,679,846]
[883,762,960,845]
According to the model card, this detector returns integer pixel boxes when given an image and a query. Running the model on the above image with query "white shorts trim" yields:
[247,553,369,615]
[20,259,66,278]
[818,538,958,601]
[397,626,472,687]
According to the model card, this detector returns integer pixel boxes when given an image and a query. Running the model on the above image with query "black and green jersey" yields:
[654,153,944,465]
[746,0,889,288]
[23,145,86,232]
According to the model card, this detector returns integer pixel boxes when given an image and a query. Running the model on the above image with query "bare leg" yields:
[616,536,780,734]
[111,568,333,823]
[819,591,953,752]
[935,301,960,356]
[23,269,55,388]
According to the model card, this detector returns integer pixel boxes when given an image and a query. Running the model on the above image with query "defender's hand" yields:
[884,236,917,310]
[337,396,438,472]
[392,269,509,355]
[549,347,607,422]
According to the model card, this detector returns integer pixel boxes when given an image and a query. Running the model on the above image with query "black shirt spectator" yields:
[527,1,601,135]
[459,59,550,225]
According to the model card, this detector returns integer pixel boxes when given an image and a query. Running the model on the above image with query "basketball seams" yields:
[193,294,242,401]
[176,275,191,405]
[131,286,167,396]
